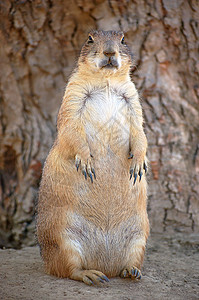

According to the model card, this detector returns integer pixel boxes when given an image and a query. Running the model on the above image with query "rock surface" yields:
[0,233,199,300]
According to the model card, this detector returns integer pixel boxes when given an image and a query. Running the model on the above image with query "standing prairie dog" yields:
[37,30,149,285]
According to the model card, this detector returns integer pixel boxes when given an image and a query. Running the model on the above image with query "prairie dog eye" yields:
[121,36,125,44]
[88,35,94,44]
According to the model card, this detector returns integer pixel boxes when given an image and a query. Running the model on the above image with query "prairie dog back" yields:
[37,30,149,285]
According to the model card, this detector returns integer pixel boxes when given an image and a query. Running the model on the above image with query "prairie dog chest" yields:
[83,86,130,145]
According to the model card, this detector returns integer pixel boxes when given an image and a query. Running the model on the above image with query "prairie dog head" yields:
[78,30,133,75]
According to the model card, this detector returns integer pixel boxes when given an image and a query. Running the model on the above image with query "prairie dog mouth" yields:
[103,62,117,69]
[100,58,119,69]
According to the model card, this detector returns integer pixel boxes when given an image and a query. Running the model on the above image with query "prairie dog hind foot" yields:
[120,266,142,280]
[71,269,109,286]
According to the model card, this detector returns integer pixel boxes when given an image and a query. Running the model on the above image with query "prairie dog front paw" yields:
[75,154,96,183]
[129,130,147,184]
[129,152,147,184]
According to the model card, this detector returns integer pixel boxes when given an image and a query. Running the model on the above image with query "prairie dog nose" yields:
[103,49,116,57]
[103,41,116,57]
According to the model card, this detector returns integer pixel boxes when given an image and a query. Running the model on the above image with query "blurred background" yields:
[0,0,198,248]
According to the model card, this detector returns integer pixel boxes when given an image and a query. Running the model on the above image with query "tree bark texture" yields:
[0,0,199,247]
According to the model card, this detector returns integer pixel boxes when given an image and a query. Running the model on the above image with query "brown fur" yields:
[36,30,149,285]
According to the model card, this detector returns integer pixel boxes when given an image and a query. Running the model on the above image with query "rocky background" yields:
[0,0,199,248]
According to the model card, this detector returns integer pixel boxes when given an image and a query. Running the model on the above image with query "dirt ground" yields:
[0,233,198,300]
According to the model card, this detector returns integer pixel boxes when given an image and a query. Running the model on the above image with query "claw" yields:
[75,162,80,171]
[143,162,147,173]
[99,278,105,283]
[91,168,96,179]
[136,271,140,278]
[133,173,137,185]
[130,168,134,180]
[122,270,127,277]
[75,157,80,171]
[82,170,87,180]
[131,268,142,279]
[88,171,93,183]
[139,170,143,182]
[128,152,134,159]
[131,268,135,276]
[85,276,94,286]
[102,275,109,282]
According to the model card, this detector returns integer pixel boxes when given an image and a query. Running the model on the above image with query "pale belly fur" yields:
[62,88,146,273]
[72,87,135,214]
[84,87,131,158]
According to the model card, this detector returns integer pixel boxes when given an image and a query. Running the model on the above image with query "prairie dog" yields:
[36,30,149,285]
